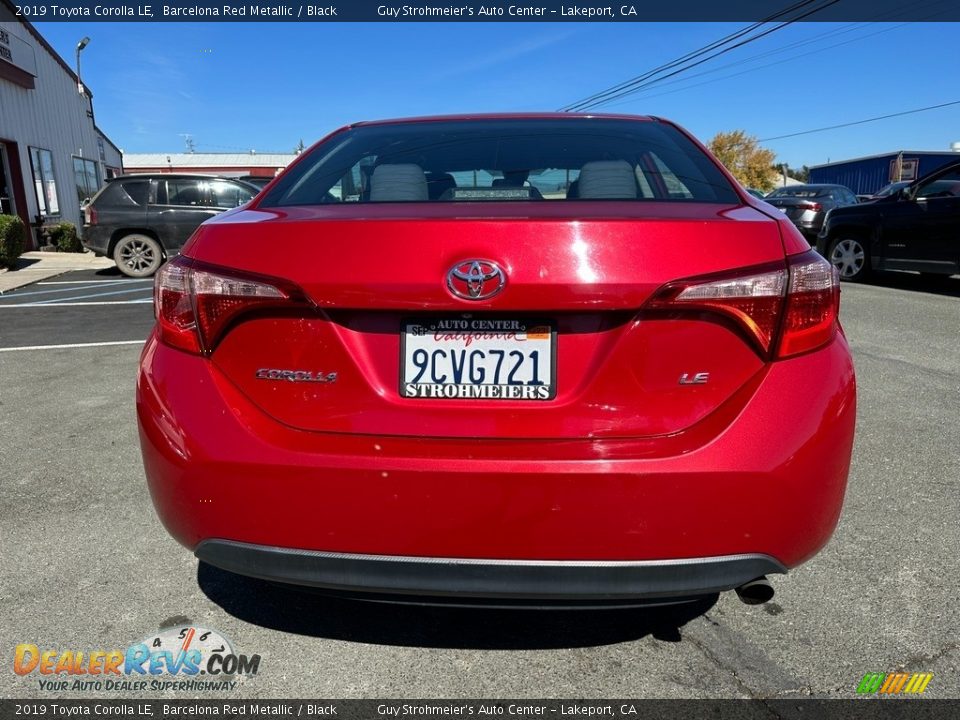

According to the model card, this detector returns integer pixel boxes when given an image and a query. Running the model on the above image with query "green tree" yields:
[708,130,777,192]
[785,164,810,183]
[295,139,306,155]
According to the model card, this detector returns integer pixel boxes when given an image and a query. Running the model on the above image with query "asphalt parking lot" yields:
[0,268,155,348]
[0,269,958,700]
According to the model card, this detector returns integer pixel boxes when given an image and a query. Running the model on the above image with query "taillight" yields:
[646,250,839,359]
[799,201,822,212]
[154,261,199,354]
[154,257,309,355]
[85,205,98,225]
[778,251,840,358]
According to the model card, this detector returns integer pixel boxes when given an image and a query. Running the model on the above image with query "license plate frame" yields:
[399,316,557,401]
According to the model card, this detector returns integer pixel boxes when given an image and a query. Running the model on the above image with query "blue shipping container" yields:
[808,151,959,195]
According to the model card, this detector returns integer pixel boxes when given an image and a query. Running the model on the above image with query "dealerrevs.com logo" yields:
[857,672,934,695]
[14,626,260,692]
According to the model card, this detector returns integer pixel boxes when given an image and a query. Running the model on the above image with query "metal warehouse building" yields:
[809,151,960,195]
[1,1,123,248]
[122,153,296,179]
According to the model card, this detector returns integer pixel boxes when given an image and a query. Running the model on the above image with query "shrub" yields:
[49,222,82,253]
[0,214,26,268]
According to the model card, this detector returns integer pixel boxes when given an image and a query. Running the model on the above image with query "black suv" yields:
[82,174,258,277]
[817,161,960,282]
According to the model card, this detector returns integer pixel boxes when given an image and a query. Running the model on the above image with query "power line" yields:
[560,0,839,112]
[580,0,844,111]
[759,100,960,141]
[595,0,955,108]
[600,21,911,109]
[558,0,820,112]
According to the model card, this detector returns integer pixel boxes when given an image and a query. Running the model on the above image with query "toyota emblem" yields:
[446,260,505,301]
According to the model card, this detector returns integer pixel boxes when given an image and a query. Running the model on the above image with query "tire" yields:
[113,234,163,278]
[828,236,870,282]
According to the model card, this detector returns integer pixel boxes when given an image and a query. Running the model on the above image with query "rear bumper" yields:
[81,226,110,256]
[792,219,822,240]
[196,540,785,601]
[138,330,856,593]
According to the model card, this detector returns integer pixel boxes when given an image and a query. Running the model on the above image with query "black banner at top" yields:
[9,0,960,22]
[3,700,960,720]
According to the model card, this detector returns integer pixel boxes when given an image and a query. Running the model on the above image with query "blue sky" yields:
[34,21,960,167]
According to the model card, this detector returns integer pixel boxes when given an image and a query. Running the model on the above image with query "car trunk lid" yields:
[185,202,786,439]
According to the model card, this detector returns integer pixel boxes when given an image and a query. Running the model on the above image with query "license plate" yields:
[401,318,555,400]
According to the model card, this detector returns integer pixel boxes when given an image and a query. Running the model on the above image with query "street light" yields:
[75,36,90,95]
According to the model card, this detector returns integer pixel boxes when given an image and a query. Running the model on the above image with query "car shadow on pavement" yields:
[9,257,41,271]
[197,563,717,649]
[94,266,123,277]
[861,272,960,298]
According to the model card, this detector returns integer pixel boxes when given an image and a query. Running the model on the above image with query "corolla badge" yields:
[447,260,505,300]
[255,369,338,383]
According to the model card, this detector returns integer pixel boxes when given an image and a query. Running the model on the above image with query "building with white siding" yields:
[1,1,122,248]
[122,152,296,179]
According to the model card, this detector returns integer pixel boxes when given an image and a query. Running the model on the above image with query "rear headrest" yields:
[369,164,428,202]
[577,160,638,200]
[426,172,456,200]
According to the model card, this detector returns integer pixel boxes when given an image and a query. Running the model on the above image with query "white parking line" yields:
[2,282,148,298]
[0,340,145,353]
[37,279,152,285]
[26,286,154,305]
[0,300,153,308]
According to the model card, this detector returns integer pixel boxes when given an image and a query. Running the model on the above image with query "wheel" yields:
[113,234,163,278]
[828,237,869,282]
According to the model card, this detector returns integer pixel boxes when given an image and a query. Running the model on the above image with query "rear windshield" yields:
[768,187,826,198]
[260,119,739,207]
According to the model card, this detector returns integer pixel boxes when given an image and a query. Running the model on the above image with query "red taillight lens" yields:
[646,262,787,354]
[646,250,839,359]
[777,252,840,358]
[798,201,822,212]
[154,257,308,355]
[85,205,98,225]
[155,260,199,353]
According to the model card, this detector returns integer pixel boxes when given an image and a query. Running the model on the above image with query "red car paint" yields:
[138,114,855,602]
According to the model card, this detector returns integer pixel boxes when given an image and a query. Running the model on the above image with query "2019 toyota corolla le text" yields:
[137,114,856,607]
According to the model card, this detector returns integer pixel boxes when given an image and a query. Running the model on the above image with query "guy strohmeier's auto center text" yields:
[13,2,643,20]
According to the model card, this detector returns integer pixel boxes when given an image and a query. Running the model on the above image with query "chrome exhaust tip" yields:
[735,576,774,605]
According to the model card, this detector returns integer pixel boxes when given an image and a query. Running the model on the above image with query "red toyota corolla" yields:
[137,114,856,606]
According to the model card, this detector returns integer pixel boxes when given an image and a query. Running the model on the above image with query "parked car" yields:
[744,187,767,199]
[764,184,859,241]
[138,114,855,607]
[856,180,910,203]
[82,174,259,277]
[818,160,960,281]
